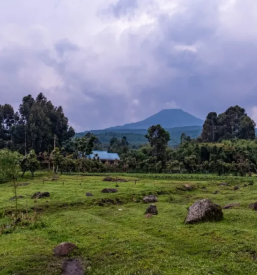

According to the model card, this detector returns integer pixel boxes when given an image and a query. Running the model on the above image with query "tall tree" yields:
[201,106,256,142]
[145,124,170,162]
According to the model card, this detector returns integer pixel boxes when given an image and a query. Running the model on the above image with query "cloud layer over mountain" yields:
[1,0,257,130]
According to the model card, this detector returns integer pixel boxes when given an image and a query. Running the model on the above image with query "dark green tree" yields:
[145,125,170,162]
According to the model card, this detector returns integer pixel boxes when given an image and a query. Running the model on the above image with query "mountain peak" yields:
[105,109,203,130]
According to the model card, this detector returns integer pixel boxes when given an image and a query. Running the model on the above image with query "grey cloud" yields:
[55,39,79,56]
[1,0,257,131]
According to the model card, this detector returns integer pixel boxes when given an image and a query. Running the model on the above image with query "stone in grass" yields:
[86,192,93,197]
[31,192,50,199]
[213,190,219,195]
[249,202,257,211]
[223,203,240,209]
[185,199,223,224]
[145,204,158,215]
[53,242,78,257]
[62,259,84,275]
[219,182,229,186]
[9,196,24,201]
[101,188,118,193]
[233,186,240,191]
[103,177,113,182]
[143,195,158,203]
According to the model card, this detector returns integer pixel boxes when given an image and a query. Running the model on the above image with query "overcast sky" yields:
[1,0,257,131]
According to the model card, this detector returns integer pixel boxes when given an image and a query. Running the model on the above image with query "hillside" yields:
[106,109,203,130]
[76,126,203,147]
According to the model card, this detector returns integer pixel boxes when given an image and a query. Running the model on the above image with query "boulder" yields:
[62,259,84,275]
[53,242,78,257]
[86,192,93,197]
[143,195,158,203]
[233,186,240,191]
[31,192,50,199]
[249,202,257,211]
[185,199,223,224]
[9,195,24,201]
[145,204,158,215]
[223,203,240,209]
[219,183,229,186]
[101,188,118,193]
[177,184,194,191]
[103,177,113,182]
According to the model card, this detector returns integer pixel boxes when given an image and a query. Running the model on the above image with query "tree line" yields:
[0,101,257,178]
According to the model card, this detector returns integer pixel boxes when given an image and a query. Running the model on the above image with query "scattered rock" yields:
[9,195,24,201]
[53,242,78,257]
[17,182,30,187]
[103,177,113,182]
[101,188,118,193]
[219,182,229,186]
[145,204,158,215]
[86,192,93,197]
[213,190,219,194]
[223,203,240,209]
[143,195,158,203]
[177,184,194,191]
[62,259,84,275]
[31,192,50,199]
[249,202,257,211]
[103,177,128,182]
[97,198,122,206]
[233,186,240,191]
[185,199,223,224]
[145,213,153,219]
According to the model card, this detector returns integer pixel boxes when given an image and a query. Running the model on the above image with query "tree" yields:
[0,149,21,221]
[201,106,256,142]
[145,125,170,162]
[20,150,40,177]
[74,133,97,158]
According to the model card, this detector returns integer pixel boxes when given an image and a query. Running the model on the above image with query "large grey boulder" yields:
[143,195,158,203]
[185,199,223,224]
[145,204,158,215]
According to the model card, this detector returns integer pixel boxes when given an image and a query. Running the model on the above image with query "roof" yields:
[88,151,120,161]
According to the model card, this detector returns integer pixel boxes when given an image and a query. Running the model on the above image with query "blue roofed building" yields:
[87,151,120,165]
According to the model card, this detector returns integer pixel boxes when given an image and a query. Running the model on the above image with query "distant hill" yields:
[76,126,203,147]
[105,109,203,130]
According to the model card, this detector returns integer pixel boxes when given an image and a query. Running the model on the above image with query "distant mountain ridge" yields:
[105,109,203,130]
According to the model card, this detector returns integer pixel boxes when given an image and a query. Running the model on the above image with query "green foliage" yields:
[201,105,256,142]
[145,124,170,162]
[19,150,40,177]
[0,149,21,181]
[1,93,75,154]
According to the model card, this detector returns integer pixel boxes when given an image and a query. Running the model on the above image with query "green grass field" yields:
[1,173,257,274]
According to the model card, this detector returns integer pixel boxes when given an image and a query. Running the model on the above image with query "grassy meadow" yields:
[1,173,257,274]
